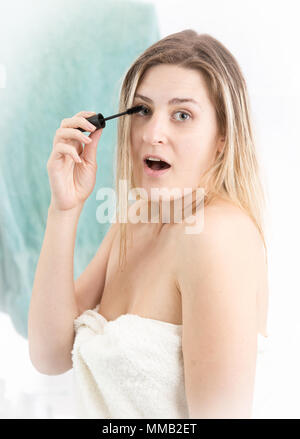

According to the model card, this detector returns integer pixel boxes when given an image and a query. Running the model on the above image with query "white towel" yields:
[71,304,189,419]
[71,304,269,419]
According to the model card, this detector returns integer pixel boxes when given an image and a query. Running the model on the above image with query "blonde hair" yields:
[114,29,268,271]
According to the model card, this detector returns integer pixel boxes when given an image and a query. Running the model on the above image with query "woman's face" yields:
[130,64,224,204]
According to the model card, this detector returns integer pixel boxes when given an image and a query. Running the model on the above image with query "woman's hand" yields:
[47,110,103,211]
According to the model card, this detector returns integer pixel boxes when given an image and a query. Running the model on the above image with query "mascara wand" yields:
[77,105,145,132]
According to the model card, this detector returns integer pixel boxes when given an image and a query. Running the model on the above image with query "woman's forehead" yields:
[136,65,209,105]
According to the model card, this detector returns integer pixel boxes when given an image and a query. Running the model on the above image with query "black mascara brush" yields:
[77,105,145,132]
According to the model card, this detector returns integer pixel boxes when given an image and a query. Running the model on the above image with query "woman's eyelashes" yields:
[136,104,192,122]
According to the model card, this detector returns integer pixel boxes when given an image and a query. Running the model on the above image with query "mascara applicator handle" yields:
[77,105,144,132]
[77,113,106,132]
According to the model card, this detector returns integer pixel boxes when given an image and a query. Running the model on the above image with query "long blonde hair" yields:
[114,29,268,271]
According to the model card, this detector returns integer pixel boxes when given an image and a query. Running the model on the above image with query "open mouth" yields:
[144,158,171,170]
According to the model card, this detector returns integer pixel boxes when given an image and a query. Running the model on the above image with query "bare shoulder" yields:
[175,197,266,295]
[179,197,262,244]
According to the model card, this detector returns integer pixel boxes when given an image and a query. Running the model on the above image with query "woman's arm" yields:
[28,203,84,375]
[176,207,265,418]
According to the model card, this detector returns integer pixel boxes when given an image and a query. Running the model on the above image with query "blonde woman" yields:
[28,29,269,419]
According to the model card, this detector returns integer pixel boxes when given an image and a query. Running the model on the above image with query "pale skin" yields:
[28,64,268,419]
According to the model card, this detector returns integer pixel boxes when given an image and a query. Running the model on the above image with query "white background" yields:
[0,0,299,418]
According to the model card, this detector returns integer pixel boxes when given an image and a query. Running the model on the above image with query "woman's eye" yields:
[138,106,150,116]
[174,111,191,121]
[137,106,191,122]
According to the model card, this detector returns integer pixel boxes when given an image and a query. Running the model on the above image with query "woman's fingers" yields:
[60,115,97,133]
[74,110,97,117]
[51,142,83,164]
[55,127,92,144]
[51,111,100,166]
[80,127,103,164]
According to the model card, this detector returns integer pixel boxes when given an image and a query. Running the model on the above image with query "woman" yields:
[28,29,269,419]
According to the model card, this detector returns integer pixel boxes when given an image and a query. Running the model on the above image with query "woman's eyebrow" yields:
[134,93,201,108]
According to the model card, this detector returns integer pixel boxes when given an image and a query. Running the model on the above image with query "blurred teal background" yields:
[0,0,160,338]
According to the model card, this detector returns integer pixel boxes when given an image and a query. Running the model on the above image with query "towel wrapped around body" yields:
[71,304,269,419]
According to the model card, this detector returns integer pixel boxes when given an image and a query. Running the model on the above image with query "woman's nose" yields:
[141,112,168,145]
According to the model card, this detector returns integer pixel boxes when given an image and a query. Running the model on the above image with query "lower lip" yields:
[143,160,172,177]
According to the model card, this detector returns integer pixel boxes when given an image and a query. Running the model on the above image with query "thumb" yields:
[82,127,103,164]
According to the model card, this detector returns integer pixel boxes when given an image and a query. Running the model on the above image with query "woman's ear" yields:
[217,137,225,154]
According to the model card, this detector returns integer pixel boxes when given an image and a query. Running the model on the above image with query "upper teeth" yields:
[147,157,162,161]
